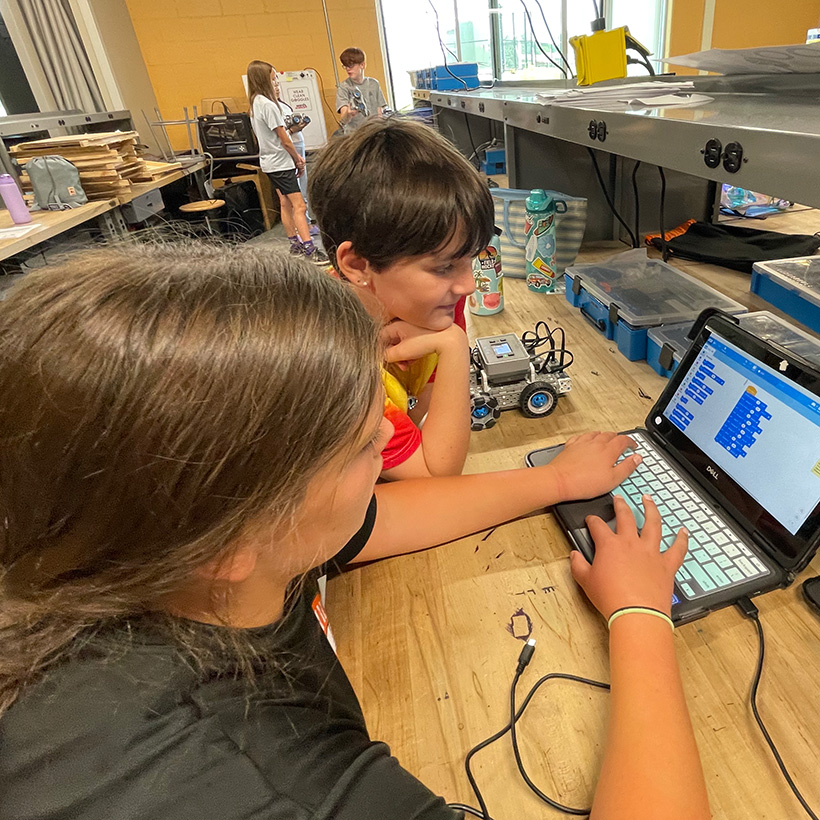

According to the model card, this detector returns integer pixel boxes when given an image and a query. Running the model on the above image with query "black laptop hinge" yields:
[750,530,777,563]
[608,303,620,325]
[687,308,740,341]
[572,275,582,295]
[659,342,675,371]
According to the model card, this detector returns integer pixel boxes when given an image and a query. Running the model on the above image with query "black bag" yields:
[217,179,265,238]
[649,221,820,273]
[197,114,258,158]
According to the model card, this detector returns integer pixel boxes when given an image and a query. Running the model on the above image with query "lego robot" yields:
[469,321,573,431]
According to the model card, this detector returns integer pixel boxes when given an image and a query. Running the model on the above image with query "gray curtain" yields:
[17,0,104,112]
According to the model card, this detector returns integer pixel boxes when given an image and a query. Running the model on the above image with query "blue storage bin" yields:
[564,249,747,363]
[435,75,479,90]
[646,310,820,379]
[751,257,820,335]
[646,322,696,377]
[434,62,479,78]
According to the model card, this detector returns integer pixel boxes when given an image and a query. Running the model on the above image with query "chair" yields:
[178,199,225,235]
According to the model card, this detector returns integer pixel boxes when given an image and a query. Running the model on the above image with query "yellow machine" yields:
[570,26,655,86]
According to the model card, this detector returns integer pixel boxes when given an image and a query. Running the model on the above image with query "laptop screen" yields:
[662,332,820,537]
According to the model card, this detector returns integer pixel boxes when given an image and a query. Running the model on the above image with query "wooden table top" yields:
[0,200,117,262]
[0,159,209,263]
[327,225,820,820]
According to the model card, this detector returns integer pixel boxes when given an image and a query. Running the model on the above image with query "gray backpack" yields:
[25,155,88,210]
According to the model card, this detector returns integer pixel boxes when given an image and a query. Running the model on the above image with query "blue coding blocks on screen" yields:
[714,390,771,458]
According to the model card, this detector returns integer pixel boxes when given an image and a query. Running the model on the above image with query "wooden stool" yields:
[178,199,225,235]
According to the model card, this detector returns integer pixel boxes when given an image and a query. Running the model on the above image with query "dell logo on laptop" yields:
[706,465,719,479]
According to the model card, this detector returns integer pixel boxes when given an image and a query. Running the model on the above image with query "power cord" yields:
[518,0,568,78]
[521,320,574,371]
[446,804,496,819]
[531,0,574,78]
[735,597,819,820]
[451,602,820,819]
[463,114,481,169]
[428,0,470,90]
[301,66,342,127]
[426,2,495,91]
[586,147,638,248]
[657,165,668,261]
[468,136,500,170]
[631,160,641,247]
[449,639,610,818]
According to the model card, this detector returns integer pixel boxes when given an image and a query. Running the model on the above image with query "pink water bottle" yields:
[0,174,32,224]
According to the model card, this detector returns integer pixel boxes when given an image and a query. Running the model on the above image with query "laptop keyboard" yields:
[616,432,769,601]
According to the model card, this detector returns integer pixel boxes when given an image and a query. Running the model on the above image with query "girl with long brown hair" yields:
[0,244,707,820]
[247,59,325,262]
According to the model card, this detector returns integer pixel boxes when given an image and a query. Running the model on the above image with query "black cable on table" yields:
[736,597,819,820]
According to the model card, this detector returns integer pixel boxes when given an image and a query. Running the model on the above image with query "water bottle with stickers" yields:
[524,189,566,294]
[469,228,504,316]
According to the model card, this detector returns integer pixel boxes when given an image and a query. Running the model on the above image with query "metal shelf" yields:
[0,109,133,138]
[429,75,820,208]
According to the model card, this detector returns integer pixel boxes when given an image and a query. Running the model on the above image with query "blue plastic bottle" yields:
[524,189,566,294]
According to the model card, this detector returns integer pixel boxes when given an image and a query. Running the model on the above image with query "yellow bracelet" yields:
[607,606,674,631]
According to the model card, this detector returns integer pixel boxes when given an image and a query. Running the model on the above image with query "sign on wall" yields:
[242,70,329,151]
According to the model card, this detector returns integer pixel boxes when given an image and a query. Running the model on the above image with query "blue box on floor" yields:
[480,147,506,175]
[751,257,820,335]
[564,252,746,363]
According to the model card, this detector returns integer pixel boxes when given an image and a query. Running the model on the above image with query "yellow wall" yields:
[710,0,819,49]
[667,0,819,67]
[124,0,387,148]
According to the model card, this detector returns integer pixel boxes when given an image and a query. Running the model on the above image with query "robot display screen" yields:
[491,342,513,356]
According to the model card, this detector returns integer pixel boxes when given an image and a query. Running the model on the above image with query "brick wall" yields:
[125,0,387,147]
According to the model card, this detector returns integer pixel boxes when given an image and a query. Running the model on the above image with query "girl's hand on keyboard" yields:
[550,431,641,501]
[571,494,688,618]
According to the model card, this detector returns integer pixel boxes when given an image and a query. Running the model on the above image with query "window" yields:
[379,0,668,109]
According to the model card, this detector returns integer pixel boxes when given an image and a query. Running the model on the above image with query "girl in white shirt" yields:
[247,60,325,263]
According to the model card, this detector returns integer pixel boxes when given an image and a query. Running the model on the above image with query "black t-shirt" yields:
[0,497,462,820]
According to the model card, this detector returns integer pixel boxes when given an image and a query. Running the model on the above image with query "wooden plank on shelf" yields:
[14,151,121,163]
[10,131,140,151]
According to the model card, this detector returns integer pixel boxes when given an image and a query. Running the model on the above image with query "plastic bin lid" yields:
[565,249,746,327]
[647,321,695,361]
[753,256,820,307]
[737,310,820,366]
[647,311,820,368]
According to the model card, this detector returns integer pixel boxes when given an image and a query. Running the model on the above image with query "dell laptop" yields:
[526,311,820,624]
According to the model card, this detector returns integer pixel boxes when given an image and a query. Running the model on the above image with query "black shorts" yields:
[267,169,300,196]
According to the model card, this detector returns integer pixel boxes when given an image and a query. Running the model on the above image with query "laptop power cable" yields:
[736,596,819,820]
[447,638,610,819]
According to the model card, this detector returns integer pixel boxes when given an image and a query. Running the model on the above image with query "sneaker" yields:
[288,235,302,255]
[309,224,320,236]
[305,247,329,265]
